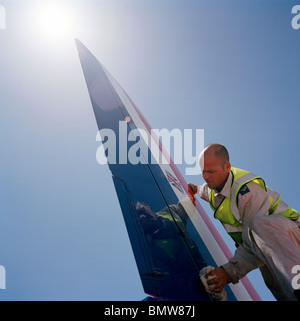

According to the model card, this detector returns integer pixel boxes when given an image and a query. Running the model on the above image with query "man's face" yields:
[199,152,230,191]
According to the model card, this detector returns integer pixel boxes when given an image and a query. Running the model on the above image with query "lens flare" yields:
[34,1,75,38]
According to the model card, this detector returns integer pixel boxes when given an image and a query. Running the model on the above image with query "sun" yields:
[34,1,75,38]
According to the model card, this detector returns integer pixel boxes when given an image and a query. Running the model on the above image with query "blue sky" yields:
[0,0,299,301]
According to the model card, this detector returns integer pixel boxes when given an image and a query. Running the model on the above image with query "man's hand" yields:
[188,183,198,194]
[188,183,198,206]
[206,267,228,293]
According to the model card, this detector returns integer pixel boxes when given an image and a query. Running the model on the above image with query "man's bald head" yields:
[202,144,229,166]
[198,144,231,191]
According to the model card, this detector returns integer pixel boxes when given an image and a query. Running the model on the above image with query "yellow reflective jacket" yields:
[209,167,299,245]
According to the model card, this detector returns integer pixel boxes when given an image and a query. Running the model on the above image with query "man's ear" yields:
[225,162,231,173]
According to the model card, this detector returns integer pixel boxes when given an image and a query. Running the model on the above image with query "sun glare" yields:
[34,2,74,38]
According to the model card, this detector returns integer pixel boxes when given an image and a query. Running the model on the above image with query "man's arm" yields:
[220,182,269,283]
[188,182,210,202]
[208,182,269,289]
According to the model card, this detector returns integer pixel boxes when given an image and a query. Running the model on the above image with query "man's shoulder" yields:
[238,181,265,198]
[239,184,250,196]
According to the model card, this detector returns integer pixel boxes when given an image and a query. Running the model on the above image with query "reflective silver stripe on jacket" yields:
[230,172,258,223]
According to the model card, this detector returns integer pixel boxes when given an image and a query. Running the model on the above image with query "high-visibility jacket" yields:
[209,167,299,245]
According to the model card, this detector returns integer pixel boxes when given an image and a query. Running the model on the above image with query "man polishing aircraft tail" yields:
[76,40,261,301]
[189,143,300,301]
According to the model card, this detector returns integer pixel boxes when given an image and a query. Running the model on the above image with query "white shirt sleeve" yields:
[221,182,269,283]
[238,181,270,226]
[197,183,210,202]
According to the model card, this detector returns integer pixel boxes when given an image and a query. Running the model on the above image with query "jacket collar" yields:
[213,171,233,199]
